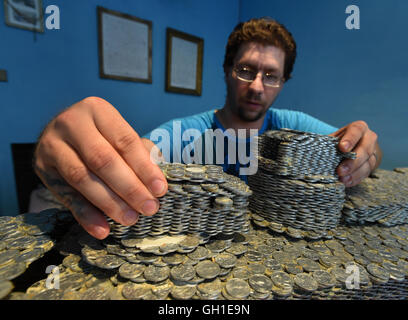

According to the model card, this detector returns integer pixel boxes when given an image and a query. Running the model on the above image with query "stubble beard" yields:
[237,105,265,122]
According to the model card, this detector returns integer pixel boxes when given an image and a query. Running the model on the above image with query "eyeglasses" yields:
[233,65,283,88]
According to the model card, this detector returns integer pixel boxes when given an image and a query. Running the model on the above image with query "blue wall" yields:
[240,0,408,170]
[0,0,239,215]
[1,0,407,216]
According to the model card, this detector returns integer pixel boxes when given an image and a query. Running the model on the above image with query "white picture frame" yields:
[4,0,44,32]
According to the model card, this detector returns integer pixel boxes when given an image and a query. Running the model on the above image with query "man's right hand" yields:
[34,97,168,239]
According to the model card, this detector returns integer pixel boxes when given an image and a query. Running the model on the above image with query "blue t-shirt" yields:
[143,108,338,182]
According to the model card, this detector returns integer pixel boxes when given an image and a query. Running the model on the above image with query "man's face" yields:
[225,42,285,122]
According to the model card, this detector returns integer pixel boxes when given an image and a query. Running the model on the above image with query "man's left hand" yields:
[329,121,382,187]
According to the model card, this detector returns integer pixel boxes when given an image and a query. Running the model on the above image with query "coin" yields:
[197,278,222,296]
[143,265,170,283]
[247,263,266,275]
[32,289,65,300]
[271,283,293,298]
[195,260,220,279]
[367,263,390,281]
[151,280,173,299]
[170,285,196,300]
[121,238,143,248]
[225,278,251,299]
[294,273,318,293]
[159,243,179,254]
[94,255,125,270]
[170,264,195,282]
[270,271,293,288]
[122,282,152,300]
[231,267,251,280]
[296,258,322,272]
[179,236,200,251]
[312,270,336,289]
[284,263,303,275]
[58,273,87,291]
[226,243,248,256]
[162,253,187,266]
[205,240,229,253]
[187,246,210,261]
[0,261,26,281]
[0,280,13,299]
[0,249,20,266]
[81,286,111,300]
[248,274,273,293]
[214,253,237,269]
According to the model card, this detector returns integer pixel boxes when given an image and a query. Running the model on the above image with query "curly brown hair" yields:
[223,18,297,82]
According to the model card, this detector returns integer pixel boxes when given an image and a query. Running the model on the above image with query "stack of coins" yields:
[106,163,252,241]
[248,129,356,238]
[343,168,408,226]
[257,129,356,177]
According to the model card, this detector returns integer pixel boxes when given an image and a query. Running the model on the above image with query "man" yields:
[34,18,382,240]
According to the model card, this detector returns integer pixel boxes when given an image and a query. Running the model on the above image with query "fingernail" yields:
[123,210,139,225]
[341,141,351,152]
[150,179,166,196]
[141,200,159,215]
[94,225,109,239]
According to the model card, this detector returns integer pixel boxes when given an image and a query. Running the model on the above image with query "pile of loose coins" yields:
[343,168,408,226]
[248,129,356,237]
[0,209,74,299]
[8,216,408,300]
[106,163,252,240]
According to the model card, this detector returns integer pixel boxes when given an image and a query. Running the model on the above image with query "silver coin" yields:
[32,289,65,300]
[0,280,14,299]
[312,270,336,289]
[162,253,187,266]
[118,263,146,280]
[367,263,390,281]
[170,285,196,300]
[214,253,237,269]
[294,273,319,293]
[0,261,26,281]
[284,263,303,275]
[94,255,126,270]
[197,278,222,296]
[170,264,195,282]
[0,249,20,266]
[270,271,293,288]
[144,265,170,283]
[81,286,111,300]
[187,246,210,261]
[122,282,152,300]
[225,278,251,299]
[195,260,220,279]
[247,263,266,275]
[248,274,273,293]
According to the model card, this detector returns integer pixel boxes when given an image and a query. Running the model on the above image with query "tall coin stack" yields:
[248,128,356,237]
[107,163,252,241]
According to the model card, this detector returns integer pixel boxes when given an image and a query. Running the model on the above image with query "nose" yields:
[248,72,264,94]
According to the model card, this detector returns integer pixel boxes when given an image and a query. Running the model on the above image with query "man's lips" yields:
[245,100,263,109]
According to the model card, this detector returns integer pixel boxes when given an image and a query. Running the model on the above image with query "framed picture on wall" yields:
[166,28,203,96]
[97,6,152,83]
[3,0,44,32]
